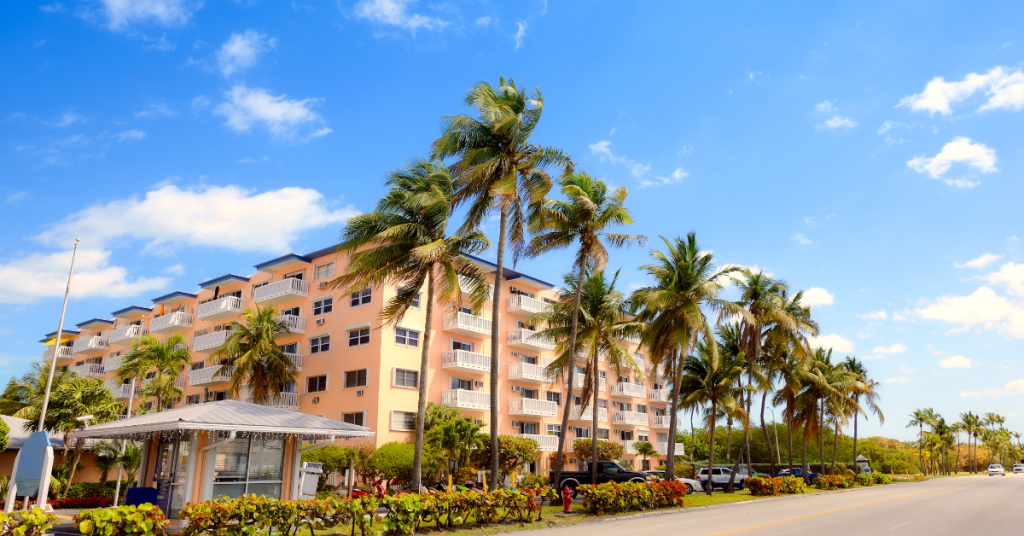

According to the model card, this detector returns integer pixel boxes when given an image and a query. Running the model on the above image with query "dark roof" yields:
[75,318,114,329]
[39,329,80,343]
[151,291,198,304]
[198,274,250,290]
[2,415,66,451]
[465,254,555,289]
[112,305,153,317]
[305,244,342,261]
[254,253,311,271]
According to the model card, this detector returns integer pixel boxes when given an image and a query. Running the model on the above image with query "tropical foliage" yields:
[210,304,298,405]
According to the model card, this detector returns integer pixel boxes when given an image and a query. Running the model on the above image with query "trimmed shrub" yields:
[572,439,625,463]
[855,473,873,486]
[873,472,892,485]
[814,474,854,490]
[75,503,168,536]
[576,481,684,514]
[0,417,9,452]
[0,508,57,536]
[65,482,116,499]
[371,442,415,485]
[518,473,549,489]
[779,476,805,494]
[746,476,783,497]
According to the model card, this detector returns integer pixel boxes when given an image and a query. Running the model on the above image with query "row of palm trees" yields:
[907,409,1022,474]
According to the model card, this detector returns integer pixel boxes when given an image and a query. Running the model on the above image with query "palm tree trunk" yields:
[63,438,86,497]
[801,424,810,484]
[743,361,754,478]
[487,205,508,490]
[819,398,825,476]
[590,347,599,485]
[787,401,794,475]
[852,404,859,473]
[760,389,775,475]
[706,399,717,496]
[411,268,435,490]
[552,256,587,491]
[918,424,924,474]
[667,349,685,480]
[831,417,839,472]
[725,417,732,464]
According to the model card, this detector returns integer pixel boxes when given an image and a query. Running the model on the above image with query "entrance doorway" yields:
[153,433,191,518]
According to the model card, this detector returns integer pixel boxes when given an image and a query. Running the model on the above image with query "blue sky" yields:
[2,0,1023,440]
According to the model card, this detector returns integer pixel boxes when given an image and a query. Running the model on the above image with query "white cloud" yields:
[475,16,491,26]
[588,140,654,180]
[134,102,176,118]
[807,333,855,353]
[884,377,911,384]
[791,233,812,245]
[40,3,66,13]
[98,0,203,31]
[45,112,85,128]
[35,183,359,255]
[915,286,1024,339]
[955,253,1002,269]
[939,355,974,369]
[816,116,857,130]
[216,30,276,77]
[907,137,998,182]
[961,378,1024,398]
[897,66,1024,115]
[814,100,836,112]
[986,262,1024,296]
[353,0,447,33]
[513,22,527,50]
[877,120,908,134]
[801,287,834,307]
[163,263,185,275]
[0,249,169,304]
[214,84,331,141]
[8,192,28,203]
[114,129,146,142]
[237,156,269,164]
[640,168,688,188]
[859,310,887,320]
[867,343,906,359]
[191,95,211,113]
[892,310,909,321]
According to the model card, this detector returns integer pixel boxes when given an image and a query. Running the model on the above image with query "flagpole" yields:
[37,239,80,433]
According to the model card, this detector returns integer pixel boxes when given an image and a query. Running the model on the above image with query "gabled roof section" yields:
[2,415,66,451]
[75,318,114,330]
[305,244,342,261]
[71,400,375,441]
[151,291,198,305]
[254,253,311,273]
[112,305,153,318]
[39,329,80,344]
[465,254,555,289]
[199,274,250,290]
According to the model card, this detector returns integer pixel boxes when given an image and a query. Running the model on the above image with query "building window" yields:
[391,411,416,431]
[315,262,336,281]
[517,422,539,434]
[350,288,371,307]
[519,388,538,399]
[279,342,298,354]
[573,427,590,438]
[394,369,418,388]
[547,424,561,436]
[399,286,421,309]
[620,430,634,441]
[395,328,420,348]
[451,339,474,352]
[636,404,647,414]
[313,298,333,316]
[211,390,229,401]
[186,394,201,405]
[348,329,370,347]
[251,281,268,298]
[307,375,328,393]
[450,377,472,390]
[310,335,330,353]
[598,429,610,440]
[546,391,561,406]
[212,433,286,500]
[343,412,364,426]
[345,369,368,388]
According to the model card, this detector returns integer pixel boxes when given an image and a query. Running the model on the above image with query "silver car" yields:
[988,463,1006,476]
[642,470,704,494]
[1012,464,1024,474]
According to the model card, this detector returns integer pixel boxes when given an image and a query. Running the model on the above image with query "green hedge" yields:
[75,504,168,536]
[576,481,687,514]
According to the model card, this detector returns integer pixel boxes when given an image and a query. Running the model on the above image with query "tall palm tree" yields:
[630,233,742,480]
[426,418,489,477]
[117,333,191,412]
[680,340,746,496]
[527,172,645,487]
[7,362,72,420]
[843,357,883,471]
[432,77,574,485]
[960,412,982,473]
[907,409,932,474]
[796,348,858,480]
[328,158,491,490]
[210,305,298,405]
[772,346,806,475]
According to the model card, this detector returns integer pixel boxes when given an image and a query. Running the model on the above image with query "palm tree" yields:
[634,441,657,470]
[630,233,741,480]
[7,362,72,420]
[960,412,982,473]
[118,442,142,487]
[93,440,122,484]
[796,348,858,480]
[432,76,574,487]
[772,346,806,475]
[527,172,645,487]
[907,409,932,474]
[117,333,191,412]
[426,418,489,478]
[680,340,746,496]
[210,304,298,405]
[843,357,883,471]
[329,158,491,490]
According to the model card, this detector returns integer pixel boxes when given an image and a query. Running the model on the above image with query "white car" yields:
[642,471,704,494]
[696,467,749,490]
[1012,464,1024,474]
[988,464,1006,476]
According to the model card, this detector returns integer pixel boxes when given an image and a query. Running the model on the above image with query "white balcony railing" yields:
[109,324,147,344]
[442,312,492,336]
[253,278,309,304]
[104,355,124,372]
[188,365,234,385]
[73,336,109,354]
[569,405,608,422]
[650,415,671,428]
[507,295,552,315]
[197,296,244,320]
[620,440,639,455]
[458,275,494,298]
[244,391,300,411]
[508,398,558,417]
[276,314,306,334]
[517,434,558,452]
[656,442,686,456]
[632,354,646,370]
[612,411,649,426]
[284,352,303,371]
[43,346,75,361]
[611,382,646,398]
[441,389,493,411]
[507,328,555,351]
[70,363,104,378]
[507,362,553,383]
[104,379,139,399]
[193,330,231,352]
[441,350,490,373]
[648,389,670,402]
[564,375,607,391]
[150,311,194,333]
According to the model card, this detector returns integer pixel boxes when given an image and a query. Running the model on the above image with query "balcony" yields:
[458,275,494,299]
[648,389,670,403]
[441,350,490,374]
[569,405,608,422]
[565,375,607,392]
[188,364,235,385]
[650,415,671,429]
[150,311,194,334]
[507,362,552,383]
[441,389,494,411]
[104,355,124,372]
[442,312,491,337]
[507,295,552,316]
[42,346,75,362]
[620,440,639,455]
[508,398,558,417]
[611,382,646,399]
[197,296,245,321]
[631,354,646,370]
[109,324,147,344]
[612,411,648,426]
[104,379,139,399]
[276,314,306,334]
[284,352,303,371]
[253,278,309,305]
[243,391,300,411]
[656,442,686,456]
[517,433,558,452]
[507,328,554,351]
[193,330,230,353]
[70,363,104,378]
[73,336,109,355]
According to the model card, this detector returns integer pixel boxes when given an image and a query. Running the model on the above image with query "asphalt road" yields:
[547,474,1015,536]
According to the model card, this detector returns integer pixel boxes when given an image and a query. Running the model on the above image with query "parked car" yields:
[988,464,1006,476]
[550,461,648,498]
[642,470,704,494]
[1012,464,1024,474]
[695,467,750,490]
[776,468,819,482]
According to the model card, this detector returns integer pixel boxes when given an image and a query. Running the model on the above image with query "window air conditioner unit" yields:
[512,385,520,393]
[316,318,325,326]
[319,282,328,289]
[356,390,364,396]
[511,352,519,357]
[511,421,520,428]
[474,381,484,389]
[510,286,519,294]
[312,397,320,404]
[473,419,483,426]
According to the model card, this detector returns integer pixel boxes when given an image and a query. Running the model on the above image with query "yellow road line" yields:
[706,480,981,536]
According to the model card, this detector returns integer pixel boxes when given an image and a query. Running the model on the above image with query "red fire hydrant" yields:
[562,485,572,513]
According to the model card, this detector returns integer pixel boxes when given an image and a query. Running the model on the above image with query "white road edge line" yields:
[887,521,911,531]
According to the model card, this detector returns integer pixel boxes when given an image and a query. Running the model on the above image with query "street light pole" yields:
[37,239,80,433]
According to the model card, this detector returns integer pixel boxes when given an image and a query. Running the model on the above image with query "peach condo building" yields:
[40,245,684,475]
